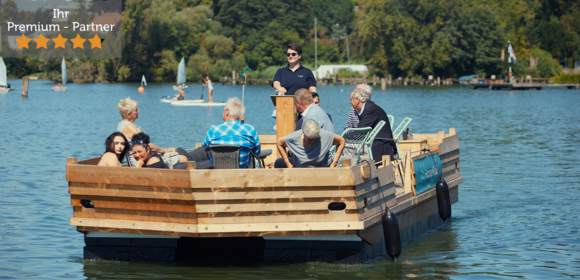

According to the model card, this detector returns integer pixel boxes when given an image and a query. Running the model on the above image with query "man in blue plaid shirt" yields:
[203,97,261,168]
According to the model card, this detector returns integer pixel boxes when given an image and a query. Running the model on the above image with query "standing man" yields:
[294,88,334,133]
[349,88,396,161]
[203,97,261,168]
[344,84,372,130]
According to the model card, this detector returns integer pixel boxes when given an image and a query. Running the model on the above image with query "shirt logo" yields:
[298,75,304,78]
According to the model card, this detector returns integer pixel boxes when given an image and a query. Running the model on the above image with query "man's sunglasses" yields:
[286,52,299,57]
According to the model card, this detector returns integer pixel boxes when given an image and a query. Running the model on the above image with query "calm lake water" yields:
[1,80,579,279]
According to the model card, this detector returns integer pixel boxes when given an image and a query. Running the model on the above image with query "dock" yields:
[471,78,580,90]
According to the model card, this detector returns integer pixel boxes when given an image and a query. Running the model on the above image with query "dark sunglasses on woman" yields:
[131,139,145,145]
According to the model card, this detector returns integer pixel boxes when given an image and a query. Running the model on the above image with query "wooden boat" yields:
[66,96,462,263]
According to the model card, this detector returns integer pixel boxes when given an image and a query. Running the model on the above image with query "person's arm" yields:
[252,128,261,156]
[202,128,212,148]
[149,143,174,154]
[272,69,287,95]
[329,135,345,168]
[307,70,317,93]
[276,137,294,168]
[273,81,287,95]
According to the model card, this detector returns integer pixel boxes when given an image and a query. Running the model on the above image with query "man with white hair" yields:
[275,119,345,168]
[344,84,372,130]
[203,97,261,168]
[349,88,396,161]
[294,88,334,133]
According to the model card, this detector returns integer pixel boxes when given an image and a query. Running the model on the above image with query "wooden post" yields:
[438,131,446,142]
[403,150,413,195]
[67,157,78,165]
[22,77,29,98]
[437,77,441,86]
[359,162,371,180]
[449,128,456,135]
[271,95,297,157]
[381,78,386,92]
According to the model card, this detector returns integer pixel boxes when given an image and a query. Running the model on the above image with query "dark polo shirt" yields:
[272,64,316,95]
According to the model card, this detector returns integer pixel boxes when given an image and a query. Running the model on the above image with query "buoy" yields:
[382,208,402,260]
[436,176,452,222]
[138,87,145,93]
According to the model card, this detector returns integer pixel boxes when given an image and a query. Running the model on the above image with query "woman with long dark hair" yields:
[97,132,130,166]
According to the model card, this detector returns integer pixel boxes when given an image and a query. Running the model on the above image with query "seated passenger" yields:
[97,132,130,166]
[202,97,261,168]
[344,84,372,130]
[172,89,186,101]
[295,92,333,131]
[349,88,397,161]
[294,88,334,133]
[131,132,169,169]
[275,119,345,168]
[117,97,181,166]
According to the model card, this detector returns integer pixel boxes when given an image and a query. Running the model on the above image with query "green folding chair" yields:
[361,120,386,161]
[392,117,412,157]
[330,127,373,164]
[388,115,394,130]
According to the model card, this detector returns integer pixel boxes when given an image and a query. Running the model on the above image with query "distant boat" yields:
[54,57,67,92]
[0,57,9,93]
[173,57,188,90]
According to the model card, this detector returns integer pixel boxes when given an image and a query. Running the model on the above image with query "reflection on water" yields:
[1,80,579,279]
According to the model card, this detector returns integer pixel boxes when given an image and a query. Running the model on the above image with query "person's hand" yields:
[278,87,287,95]
[329,162,336,168]
[287,163,294,168]
[136,160,145,168]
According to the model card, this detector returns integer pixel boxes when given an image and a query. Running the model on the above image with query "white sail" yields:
[141,75,147,86]
[177,57,186,85]
[0,57,7,87]
[61,57,67,85]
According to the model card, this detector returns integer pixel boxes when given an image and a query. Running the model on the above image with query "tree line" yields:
[1,0,578,82]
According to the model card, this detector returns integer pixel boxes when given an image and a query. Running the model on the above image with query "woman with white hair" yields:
[116,97,183,167]
[275,119,345,168]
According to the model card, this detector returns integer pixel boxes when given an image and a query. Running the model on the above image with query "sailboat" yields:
[0,57,9,93]
[173,57,187,90]
[54,57,67,92]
